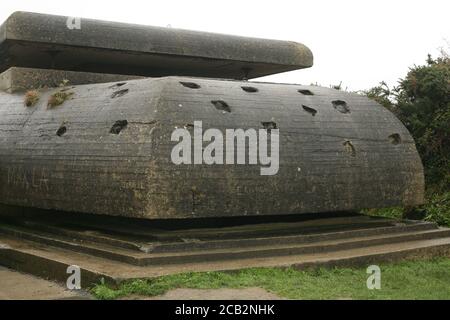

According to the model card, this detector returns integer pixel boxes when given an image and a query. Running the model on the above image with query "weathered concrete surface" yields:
[0,266,90,300]
[0,67,144,93]
[0,76,424,219]
[0,12,313,79]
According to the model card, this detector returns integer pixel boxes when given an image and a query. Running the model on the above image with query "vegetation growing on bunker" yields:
[364,50,450,224]
[47,90,74,108]
[46,79,74,108]
[59,79,70,88]
[24,90,40,107]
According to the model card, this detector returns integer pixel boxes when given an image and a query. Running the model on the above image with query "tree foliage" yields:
[365,53,450,191]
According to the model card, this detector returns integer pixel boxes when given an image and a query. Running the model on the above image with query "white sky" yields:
[1,0,448,91]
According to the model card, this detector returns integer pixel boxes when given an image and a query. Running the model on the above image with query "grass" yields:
[364,207,403,220]
[424,191,450,226]
[366,191,450,227]
[91,257,450,300]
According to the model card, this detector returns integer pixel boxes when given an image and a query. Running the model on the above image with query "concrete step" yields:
[13,213,399,243]
[1,233,450,289]
[0,222,448,266]
[2,213,450,289]
[0,266,92,300]
[0,214,430,253]
[140,222,438,253]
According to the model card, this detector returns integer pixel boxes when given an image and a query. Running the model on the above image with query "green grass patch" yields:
[366,191,450,227]
[363,207,403,220]
[91,258,450,300]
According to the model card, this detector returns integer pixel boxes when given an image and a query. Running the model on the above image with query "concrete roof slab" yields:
[0,12,313,79]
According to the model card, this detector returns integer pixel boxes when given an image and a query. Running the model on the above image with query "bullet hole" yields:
[389,133,401,145]
[110,120,128,134]
[298,89,314,95]
[302,105,317,116]
[262,121,278,132]
[56,125,67,137]
[111,89,129,98]
[241,86,258,93]
[343,140,356,157]
[180,82,201,89]
[332,100,350,114]
[109,82,126,89]
[211,100,231,113]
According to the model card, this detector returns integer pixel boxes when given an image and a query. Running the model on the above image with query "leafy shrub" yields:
[364,51,449,225]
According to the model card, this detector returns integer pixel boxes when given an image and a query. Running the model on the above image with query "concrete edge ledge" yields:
[0,247,117,289]
[2,11,313,67]
[0,67,145,93]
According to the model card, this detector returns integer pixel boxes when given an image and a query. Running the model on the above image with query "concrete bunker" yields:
[0,12,424,220]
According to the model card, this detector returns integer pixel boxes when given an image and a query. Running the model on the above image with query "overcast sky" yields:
[1,0,448,91]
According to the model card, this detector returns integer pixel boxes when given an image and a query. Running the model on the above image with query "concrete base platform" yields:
[1,212,450,288]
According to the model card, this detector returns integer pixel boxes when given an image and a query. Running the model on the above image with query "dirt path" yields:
[124,287,285,300]
[0,266,91,300]
[0,266,283,300]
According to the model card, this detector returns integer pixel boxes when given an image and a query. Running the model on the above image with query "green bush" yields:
[367,54,449,190]
[424,192,450,227]
[364,51,449,225]
[396,54,450,189]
